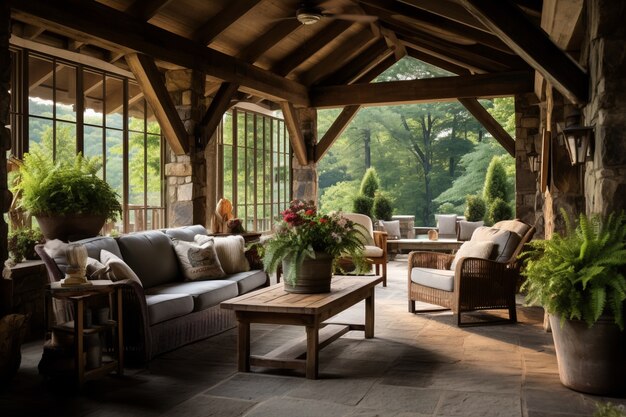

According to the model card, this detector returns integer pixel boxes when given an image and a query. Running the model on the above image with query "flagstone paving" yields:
[1,255,624,417]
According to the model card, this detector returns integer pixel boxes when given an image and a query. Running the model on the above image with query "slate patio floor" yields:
[1,255,624,417]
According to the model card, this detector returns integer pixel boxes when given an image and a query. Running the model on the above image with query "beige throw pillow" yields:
[380,220,401,240]
[86,257,111,280]
[450,241,495,270]
[173,238,226,281]
[196,234,250,274]
[100,250,143,287]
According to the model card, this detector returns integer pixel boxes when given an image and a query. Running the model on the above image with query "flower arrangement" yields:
[263,200,368,285]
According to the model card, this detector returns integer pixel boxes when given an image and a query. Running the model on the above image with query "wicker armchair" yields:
[343,213,388,287]
[408,220,535,326]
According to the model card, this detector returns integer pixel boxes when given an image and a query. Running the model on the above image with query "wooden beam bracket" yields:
[195,82,239,149]
[279,102,308,166]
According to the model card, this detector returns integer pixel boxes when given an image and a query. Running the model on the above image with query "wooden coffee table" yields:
[221,275,383,379]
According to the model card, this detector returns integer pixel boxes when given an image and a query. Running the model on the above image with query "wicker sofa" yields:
[36,225,268,364]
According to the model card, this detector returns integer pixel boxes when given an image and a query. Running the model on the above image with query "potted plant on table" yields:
[263,200,368,294]
[11,151,122,241]
[520,210,626,395]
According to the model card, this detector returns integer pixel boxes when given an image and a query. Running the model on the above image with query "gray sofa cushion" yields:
[117,230,180,288]
[226,270,267,294]
[163,225,209,242]
[411,267,455,292]
[145,294,194,325]
[471,226,521,263]
[48,236,122,274]
[147,280,238,311]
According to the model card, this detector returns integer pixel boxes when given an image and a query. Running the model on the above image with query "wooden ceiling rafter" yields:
[196,82,240,149]
[401,0,489,33]
[310,70,534,108]
[404,47,472,75]
[11,0,310,106]
[458,0,588,104]
[280,102,309,165]
[125,0,173,21]
[193,0,263,45]
[125,53,189,154]
[318,38,392,86]
[236,20,302,64]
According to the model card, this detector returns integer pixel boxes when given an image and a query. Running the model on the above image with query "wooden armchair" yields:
[408,220,535,326]
[343,213,388,287]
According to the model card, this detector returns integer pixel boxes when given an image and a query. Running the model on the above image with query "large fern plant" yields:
[521,210,626,330]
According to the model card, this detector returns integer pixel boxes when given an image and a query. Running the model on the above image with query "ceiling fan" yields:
[289,1,378,25]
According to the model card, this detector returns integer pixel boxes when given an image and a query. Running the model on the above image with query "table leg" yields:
[237,319,250,372]
[305,325,319,379]
[75,299,85,386]
[116,288,124,376]
[365,289,374,339]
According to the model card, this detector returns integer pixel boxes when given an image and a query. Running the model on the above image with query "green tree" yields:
[319,181,358,213]
[359,167,380,198]
[483,156,509,205]
[465,195,486,222]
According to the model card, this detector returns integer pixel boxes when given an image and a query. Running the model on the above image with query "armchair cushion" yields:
[364,245,384,258]
[436,214,457,236]
[380,220,401,240]
[342,213,375,246]
[410,267,455,292]
[457,220,484,241]
[450,240,495,270]
[471,226,521,263]
[493,220,531,237]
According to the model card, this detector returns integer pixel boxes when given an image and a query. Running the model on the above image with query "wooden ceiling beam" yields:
[197,82,240,148]
[458,98,515,156]
[279,102,308,165]
[125,0,173,21]
[355,54,398,83]
[300,28,377,86]
[458,0,588,104]
[11,0,309,106]
[318,38,392,86]
[237,20,301,63]
[21,23,45,40]
[193,0,263,45]
[359,0,512,54]
[311,70,534,108]
[401,0,489,33]
[315,105,360,162]
[405,47,471,75]
[271,21,353,77]
[125,53,189,154]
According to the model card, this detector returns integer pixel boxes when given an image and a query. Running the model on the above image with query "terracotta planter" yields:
[282,252,333,294]
[36,214,106,242]
[549,313,626,395]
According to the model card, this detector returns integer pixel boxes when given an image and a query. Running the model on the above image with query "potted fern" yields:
[12,151,122,241]
[521,210,626,395]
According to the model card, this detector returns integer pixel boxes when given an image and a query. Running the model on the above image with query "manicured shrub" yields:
[487,198,513,225]
[437,202,456,214]
[359,168,380,198]
[483,156,509,205]
[353,195,373,217]
[373,193,393,221]
[465,195,486,222]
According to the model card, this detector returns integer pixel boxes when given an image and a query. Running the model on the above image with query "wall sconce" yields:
[558,112,594,166]
[527,141,540,174]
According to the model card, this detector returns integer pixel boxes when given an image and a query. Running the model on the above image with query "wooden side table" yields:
[43,280,124,385]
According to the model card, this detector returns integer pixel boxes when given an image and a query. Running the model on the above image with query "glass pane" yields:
[223,144,233,200]
[28,55,54,115]
[84,125,103,176]
[56,64,76,122]
[129,131,145,206]
[105,129,124,202]
[146,101,160,135]
[237,112,245,148]
[28,117,52,154]
[237,147,246,211]
[55,121,76,161]
[246,113,254,149]
[105,76,124,129]
[84,70,104,126]
[222,112,232,145]
[146,134,161,207]
[128,86,145,132]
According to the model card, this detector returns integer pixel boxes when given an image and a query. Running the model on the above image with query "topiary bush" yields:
[353,195,373,217]
[437,202,456,214]
[487,198,513,225]
[483,156,509,205]
[465,195,486,222]
[373,193,393,221]
[359,168,380,198]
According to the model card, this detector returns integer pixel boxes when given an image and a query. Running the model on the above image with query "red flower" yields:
[319,218,328,223]
[305,209,315,216]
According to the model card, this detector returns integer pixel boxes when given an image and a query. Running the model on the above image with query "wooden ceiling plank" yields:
[318,38,392,86]
[400,0,489,32]
[405,47,472,75]
[11,0,309,106]
[193,0,263,45]
[354,54,397,83]
[204,81,223,97]
[310,70,534,107]
[458,0,588,104]
[125,53,189,154]
[22,23,45,40]
[458,98,515,156]
[197,82,240,148]
[315,105,360,162]
[271,21,354,77]
[360,0,512,54]
[237,20,302,63]
[279,102,308,165]
[300,28,377,86]
[125,0,173,21]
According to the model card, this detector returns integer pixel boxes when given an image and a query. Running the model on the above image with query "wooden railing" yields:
[102,205,166,235]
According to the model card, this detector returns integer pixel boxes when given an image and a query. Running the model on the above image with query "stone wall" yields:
[582,0,626,216]
[164,69,207,227]
[0,3,11,264]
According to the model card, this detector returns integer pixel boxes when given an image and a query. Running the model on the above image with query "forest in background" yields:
[317,57,516,227]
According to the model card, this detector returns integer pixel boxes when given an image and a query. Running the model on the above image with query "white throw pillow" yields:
[450,241,495,271]
[100,250,143,287]
[436,214,457,236]
[172,238,226,281]
[196,234,250,274]
[380,220,401,240]
[86,257,111,280]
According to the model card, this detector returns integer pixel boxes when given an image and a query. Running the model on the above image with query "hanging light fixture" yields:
[527,141,540,174]
[559,112,594,166]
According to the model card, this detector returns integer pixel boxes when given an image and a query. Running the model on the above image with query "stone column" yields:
[164,69,207,227]
[0,2,11,264]
[583,0,626,216]
[291,108,318,203]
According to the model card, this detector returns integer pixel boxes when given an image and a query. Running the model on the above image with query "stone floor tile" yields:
[156,393,256,417]
[206,373,303,401]
[242,397,354,417]
[523,388,595,415]
[287,377,377,406]
[436,391,521,417]
[358,384,442,414]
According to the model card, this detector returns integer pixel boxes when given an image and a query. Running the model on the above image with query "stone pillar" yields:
[291,108,318,203]
[0,2,11,264]
[583,0,626,216]
[164,69,207,227]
